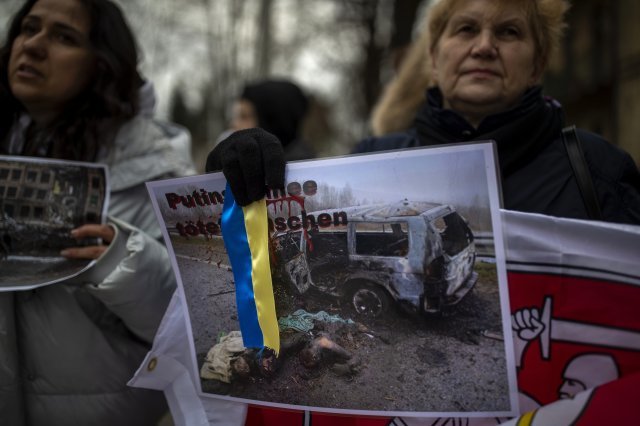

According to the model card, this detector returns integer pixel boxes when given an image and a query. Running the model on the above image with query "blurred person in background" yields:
[227,79,316,161]
[0,0,195,424]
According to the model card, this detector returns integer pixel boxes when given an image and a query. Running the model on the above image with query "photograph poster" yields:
[146,143,518,418]
[0,156,109,290]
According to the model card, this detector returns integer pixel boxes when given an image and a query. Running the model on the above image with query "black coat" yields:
[354,88,640,225]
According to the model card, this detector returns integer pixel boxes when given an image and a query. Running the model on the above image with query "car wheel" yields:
[350,285,390,317]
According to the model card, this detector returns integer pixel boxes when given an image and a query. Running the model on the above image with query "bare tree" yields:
[256,0,274,75]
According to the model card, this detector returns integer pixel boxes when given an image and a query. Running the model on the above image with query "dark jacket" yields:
[354,88,640,225]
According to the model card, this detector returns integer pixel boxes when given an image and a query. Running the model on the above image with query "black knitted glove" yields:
[206,128,286,206]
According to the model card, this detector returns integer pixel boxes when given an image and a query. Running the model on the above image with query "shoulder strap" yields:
[561,125,603,220]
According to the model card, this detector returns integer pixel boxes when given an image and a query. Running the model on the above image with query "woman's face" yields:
[430,0,542,126]
[8,0,96,123]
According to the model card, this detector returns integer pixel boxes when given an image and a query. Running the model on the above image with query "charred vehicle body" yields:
[273,201,478,317]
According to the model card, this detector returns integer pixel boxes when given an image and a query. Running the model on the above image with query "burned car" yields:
[272,200,478,317]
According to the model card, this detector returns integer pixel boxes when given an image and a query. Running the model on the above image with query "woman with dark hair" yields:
[1,0,142,161]
[0,0,195,424]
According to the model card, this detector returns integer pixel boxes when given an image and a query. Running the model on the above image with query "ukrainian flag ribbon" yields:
[221,183,280,355]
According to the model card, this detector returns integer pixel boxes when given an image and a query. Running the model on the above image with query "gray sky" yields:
[288,142,496,208]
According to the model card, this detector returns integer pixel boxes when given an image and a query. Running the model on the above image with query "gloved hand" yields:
[206,128,286,206]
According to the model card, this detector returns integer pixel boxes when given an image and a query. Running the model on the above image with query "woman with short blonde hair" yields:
[360,0,640,224]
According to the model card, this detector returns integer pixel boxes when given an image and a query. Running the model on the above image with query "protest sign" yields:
[144,143,518,418]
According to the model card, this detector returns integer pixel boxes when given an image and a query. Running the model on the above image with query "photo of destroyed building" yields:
[0,158,106,258]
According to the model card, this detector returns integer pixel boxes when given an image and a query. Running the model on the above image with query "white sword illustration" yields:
[537,296,640,359]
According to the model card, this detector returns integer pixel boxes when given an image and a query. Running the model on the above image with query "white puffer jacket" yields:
[0,114,195,426]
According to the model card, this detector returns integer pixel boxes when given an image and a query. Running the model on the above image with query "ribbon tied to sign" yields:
[220,182,280,356]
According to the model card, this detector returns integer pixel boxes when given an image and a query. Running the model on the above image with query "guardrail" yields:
[475,231,495,258]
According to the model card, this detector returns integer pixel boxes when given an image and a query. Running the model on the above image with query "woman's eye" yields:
[20,23,39,36]
[457,25,476,34]
[497,26,520,38]
[55,32,77,45]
